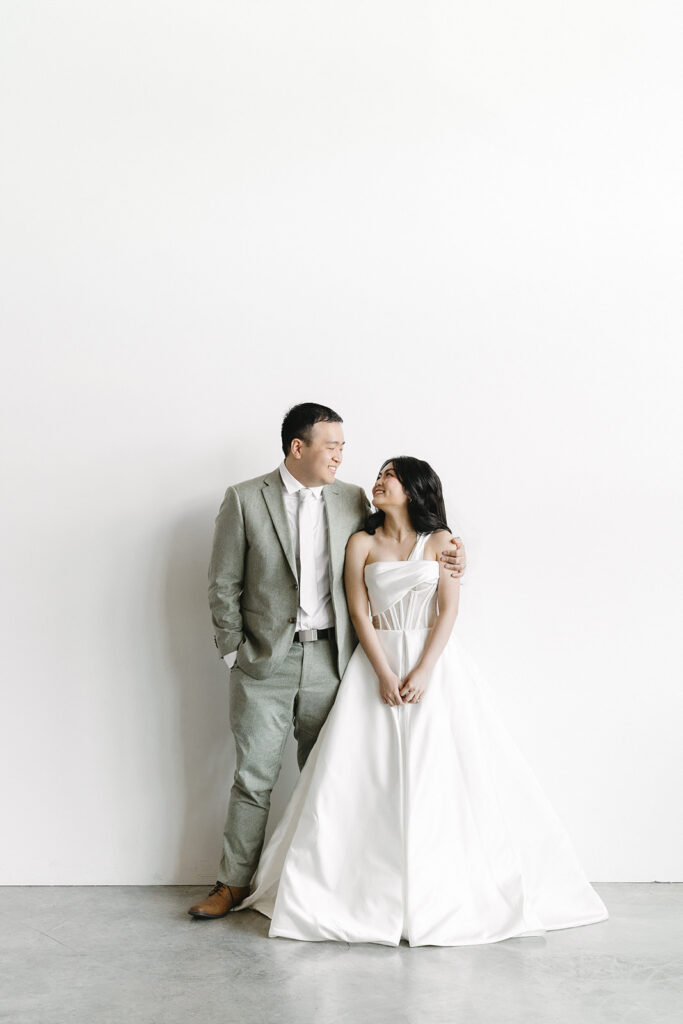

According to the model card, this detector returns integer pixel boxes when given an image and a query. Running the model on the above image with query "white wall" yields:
[1,1,681,883]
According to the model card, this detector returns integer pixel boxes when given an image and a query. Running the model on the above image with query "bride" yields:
[235,456,609,946]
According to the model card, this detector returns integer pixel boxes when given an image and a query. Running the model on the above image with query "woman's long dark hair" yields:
[364,456,450,535]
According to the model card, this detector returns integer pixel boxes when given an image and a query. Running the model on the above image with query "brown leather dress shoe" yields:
[188,881,250,919]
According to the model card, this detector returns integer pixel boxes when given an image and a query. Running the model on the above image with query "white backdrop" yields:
[1,1,681,884]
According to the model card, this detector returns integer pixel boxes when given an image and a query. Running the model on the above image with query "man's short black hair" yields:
[281,403,343,457]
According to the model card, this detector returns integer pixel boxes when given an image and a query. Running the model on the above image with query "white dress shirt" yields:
[278,460,334,630]
[224,461,334,669]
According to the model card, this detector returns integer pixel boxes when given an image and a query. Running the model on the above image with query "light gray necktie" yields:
[298,488,318,616]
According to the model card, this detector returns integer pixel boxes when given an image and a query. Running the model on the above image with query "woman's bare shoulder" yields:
[346,529,373,552]
[425,529,455,557]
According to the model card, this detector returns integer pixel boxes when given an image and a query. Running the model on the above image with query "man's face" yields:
[289,420,345,486]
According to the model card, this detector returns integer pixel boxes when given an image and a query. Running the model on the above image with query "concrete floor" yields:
[1,884,681,1024]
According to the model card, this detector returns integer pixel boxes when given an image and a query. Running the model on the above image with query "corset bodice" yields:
[364,533,439,630]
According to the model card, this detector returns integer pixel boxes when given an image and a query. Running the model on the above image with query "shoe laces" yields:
[208,880,226,897]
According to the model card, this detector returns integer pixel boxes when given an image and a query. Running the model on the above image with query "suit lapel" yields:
[323,484,345,587]
[262,470,297,581]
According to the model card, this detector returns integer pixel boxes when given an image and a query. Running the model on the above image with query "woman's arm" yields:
[344,532,405,706]
[399,531,461,702]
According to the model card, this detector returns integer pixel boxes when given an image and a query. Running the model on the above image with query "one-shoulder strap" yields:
[408,532,429,561]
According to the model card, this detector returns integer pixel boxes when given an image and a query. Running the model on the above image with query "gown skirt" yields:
[235,536,609,947]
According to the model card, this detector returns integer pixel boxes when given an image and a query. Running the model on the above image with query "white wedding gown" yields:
[236,534,608,946]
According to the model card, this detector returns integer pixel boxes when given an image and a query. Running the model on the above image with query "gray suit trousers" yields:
[218,637,341,887]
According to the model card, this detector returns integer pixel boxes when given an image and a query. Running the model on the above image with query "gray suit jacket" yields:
[208,468,371,680]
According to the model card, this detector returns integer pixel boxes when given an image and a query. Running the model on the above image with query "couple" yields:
[189,402,608,946]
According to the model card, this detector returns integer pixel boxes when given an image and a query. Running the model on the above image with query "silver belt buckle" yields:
[297,628,318,643]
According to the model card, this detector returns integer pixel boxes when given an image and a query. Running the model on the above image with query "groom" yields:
[188,403,466,918]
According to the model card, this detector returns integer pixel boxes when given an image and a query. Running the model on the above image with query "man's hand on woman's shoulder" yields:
[432,532,466,579]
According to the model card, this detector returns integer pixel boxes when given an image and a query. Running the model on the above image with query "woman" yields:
[235,457,608,946]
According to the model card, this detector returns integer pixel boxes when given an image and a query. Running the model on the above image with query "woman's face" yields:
[372,462,408,510]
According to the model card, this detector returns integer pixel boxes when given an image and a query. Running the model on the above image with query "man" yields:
[188,403,466,918]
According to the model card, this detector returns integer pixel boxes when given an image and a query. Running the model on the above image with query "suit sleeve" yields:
[208,486,246,658]
[358,485,372,522]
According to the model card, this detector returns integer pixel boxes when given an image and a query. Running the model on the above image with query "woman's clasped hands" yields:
[379,666,430,706]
